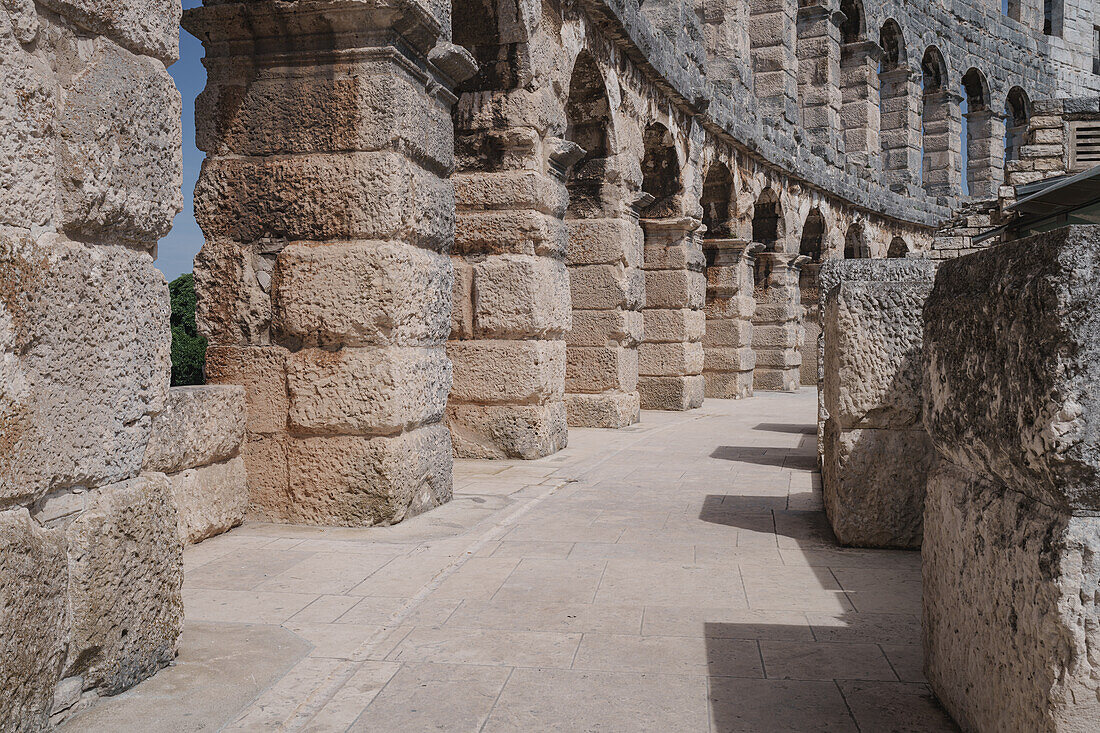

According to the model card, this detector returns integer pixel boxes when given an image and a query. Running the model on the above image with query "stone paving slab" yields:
[62,392,957,732]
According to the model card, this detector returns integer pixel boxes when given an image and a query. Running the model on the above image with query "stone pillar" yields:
[922,90,963,197]
[820,260,937,548]
[798,262,821,386]
[965,108,1006,199]
[700,0,752,94]
[796,4,842,156]
[1,0,185,725]
[566,213,644,428]
[922,225,1100,732]
[879,65,922,190]
[751,252,807,392]
[703,240,761,399]
[448,133,572,458]
[840,40,882,170]
[639,218,707,410]
[185,1,471,524]
[749,0,799,124]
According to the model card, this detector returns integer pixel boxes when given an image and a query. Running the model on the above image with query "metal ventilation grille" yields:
[1070,122,1100,171]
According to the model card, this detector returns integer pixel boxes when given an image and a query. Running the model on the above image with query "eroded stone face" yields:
[37,0,181,62]
[923,226,1100,512]
[0,509,68,732]
[169,456,247,544]
[144,385,246,475]
[1,234,170,506]
[923,460,1100,732]
[64,474,183,696]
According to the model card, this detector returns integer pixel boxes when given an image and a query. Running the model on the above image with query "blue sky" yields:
[158,0,205,282]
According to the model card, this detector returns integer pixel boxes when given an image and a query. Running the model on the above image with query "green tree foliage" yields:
[169,273,207,386]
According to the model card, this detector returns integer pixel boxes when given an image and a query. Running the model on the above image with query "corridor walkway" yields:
[66,392,955,732]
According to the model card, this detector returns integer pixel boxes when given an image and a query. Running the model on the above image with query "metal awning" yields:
[1010,164,1100,215]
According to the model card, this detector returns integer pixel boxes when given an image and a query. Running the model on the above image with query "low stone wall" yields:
[144,386,247,545]
[922,225,1100,731]
[820,259,936,548]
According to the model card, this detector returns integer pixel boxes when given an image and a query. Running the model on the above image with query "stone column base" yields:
[565,392,641,428]
[704,369,755,400]
[447,402,568,460]
[639,375,705,411]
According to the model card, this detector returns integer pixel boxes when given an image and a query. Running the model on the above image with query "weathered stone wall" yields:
[144,386,247,545]
[922,225,1100,731]
[751,252,806,392]
[0,0,185,727]
[821,259,937,548]
[184,0,468,523]
[702,239,760,399]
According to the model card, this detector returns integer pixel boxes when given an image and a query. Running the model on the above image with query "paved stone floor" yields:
[66,391,956,732]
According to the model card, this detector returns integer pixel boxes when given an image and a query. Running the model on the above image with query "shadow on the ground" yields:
[753,422,816,435]
[709,446,818,471]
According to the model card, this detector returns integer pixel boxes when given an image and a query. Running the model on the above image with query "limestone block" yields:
[704,318,753,348]
[638,375,705,411]
[643,308,706,343]
[639,341,704,377]
[197,60,453,171]
[169,455,247,545]
[0,509,68,733]
[205,346,288,435]
[37,0,180,62]
[753,368,800,393]
[570,263,644,310]
[754,349,802,368]
[57,39,183,245]
[565,391,641,429]
[705,294,756,320]
[923,227,1100,511]
[1,234,170,506]
[241,433,289,523]
[752,302,802,323]
[195,152,453,251]
[455,171,568,218]
[752,323,803,350]
[64,474,183,696]
[642,243,705,271]
[448,339,565,405]
[567,310,644,348]
[193,238,270,345]
[567,218,643,266]
[474,255,571,338]
[703,346,755,373]
[825,278,933,431]
[704,370,754,400]
[923,460,1100,732]
[448,401,568,460]
[286,346,450,436]
[566,345,639,393]
[143,385,246,474]
[645,269,706,309]
[0,33,55,229]
[286,424,453,526]
[454,210,567,258]
[274,241,453,348]
[822,424,934,549]
[451,257,474,340]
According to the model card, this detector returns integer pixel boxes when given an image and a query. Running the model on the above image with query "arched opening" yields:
[887,237,909,258]
[799,208,826,263]
[1004,86,1031,165]
[844,222,870,259]
[961,67,997,198]
[879,20,918,187]
[921,46,959,196]
[641,122,683,218]
[752,188,782,251]
[701,162,734,240]
[839,0,879,169]
[565,51,612,219]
